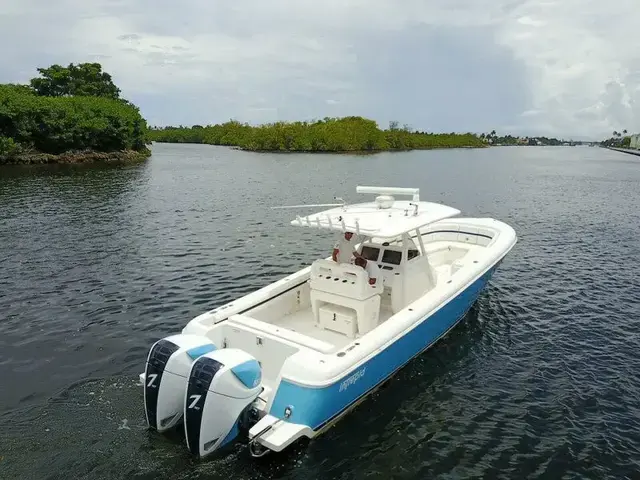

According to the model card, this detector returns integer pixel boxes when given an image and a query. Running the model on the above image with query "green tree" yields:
[147,116,486,152]
[0,83,148,156]
[29,62,121,99]
[0,136,21,157]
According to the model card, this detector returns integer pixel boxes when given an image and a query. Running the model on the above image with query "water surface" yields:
[1,144,640,479]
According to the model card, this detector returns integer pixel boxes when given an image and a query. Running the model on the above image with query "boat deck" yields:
[272,307,395,349]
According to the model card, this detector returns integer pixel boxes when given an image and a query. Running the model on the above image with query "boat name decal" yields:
[339,367,366,392]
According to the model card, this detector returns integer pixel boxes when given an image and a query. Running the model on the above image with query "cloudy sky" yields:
[1,0,639,140]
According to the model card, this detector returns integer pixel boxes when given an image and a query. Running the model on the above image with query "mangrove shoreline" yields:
[4,63,608,164]
[1,63,150,167]
[0,148,151,166]
[148,117,487,153]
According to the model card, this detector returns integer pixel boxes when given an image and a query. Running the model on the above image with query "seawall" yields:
[606,147,640,157]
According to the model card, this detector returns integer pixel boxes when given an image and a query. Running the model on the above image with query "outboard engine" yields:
[184,348,262,458]
[144,334,217,432]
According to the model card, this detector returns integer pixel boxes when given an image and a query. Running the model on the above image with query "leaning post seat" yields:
[309,259,383,337]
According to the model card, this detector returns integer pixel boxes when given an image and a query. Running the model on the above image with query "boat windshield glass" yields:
[381,249,402,265]
[360,245,380,261]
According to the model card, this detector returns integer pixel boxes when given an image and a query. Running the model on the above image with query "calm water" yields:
[1,144,640,479]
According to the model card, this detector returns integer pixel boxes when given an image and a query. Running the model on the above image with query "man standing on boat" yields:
[332,231,362,264]
[354,256,380,285]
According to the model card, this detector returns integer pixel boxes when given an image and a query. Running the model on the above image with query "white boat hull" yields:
[139,187,517,459]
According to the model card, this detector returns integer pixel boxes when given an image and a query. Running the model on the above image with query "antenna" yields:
[356,186,420,202]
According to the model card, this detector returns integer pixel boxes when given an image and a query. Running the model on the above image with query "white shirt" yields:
[364,260,381,284]
[334,235,358,264]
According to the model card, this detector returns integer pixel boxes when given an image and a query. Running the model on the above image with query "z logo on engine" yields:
[188,394,202,410]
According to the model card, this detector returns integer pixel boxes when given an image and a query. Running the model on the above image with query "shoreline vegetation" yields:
[148,123,580,152]
[600,130,635,149]
[0,148,150,166]
[147,118,487,153]
[2,62,606,165]
[1,63,150,166]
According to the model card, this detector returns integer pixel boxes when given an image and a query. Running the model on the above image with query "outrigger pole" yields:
[270,197,347,210]
[270,203,345,209]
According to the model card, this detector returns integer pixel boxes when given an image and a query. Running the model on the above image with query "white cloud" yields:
[493,0,640,137]
[0,0,638,138]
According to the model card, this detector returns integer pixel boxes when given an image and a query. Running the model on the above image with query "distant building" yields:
[630,134,640,149]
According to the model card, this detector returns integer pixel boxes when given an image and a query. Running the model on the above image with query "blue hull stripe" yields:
[268,265,498,430]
